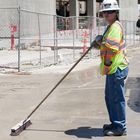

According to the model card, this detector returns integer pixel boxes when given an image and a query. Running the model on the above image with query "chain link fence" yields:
[0,7,140,72]
[0,7,19,71]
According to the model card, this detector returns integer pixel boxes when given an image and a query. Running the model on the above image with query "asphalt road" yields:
[0,47,140,140]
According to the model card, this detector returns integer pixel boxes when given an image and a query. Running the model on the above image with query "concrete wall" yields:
[0,0,56,37]
[0,0,17,7]
[0,0,56,14]
[19,0,56,36]
[119,0,139,21]
[20,0,56,14]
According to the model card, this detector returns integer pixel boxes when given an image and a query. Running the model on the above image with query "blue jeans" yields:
[105,67,129,130]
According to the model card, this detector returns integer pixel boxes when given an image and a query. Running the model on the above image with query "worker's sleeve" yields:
[102,24,122,52]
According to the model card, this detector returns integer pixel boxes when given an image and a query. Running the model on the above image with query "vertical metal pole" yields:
[18,7,21,72]
[37,14,42,65]
[72,17,75,61]
[76,0,79,31]
[93,0,97,33]
[89,17,92,44]
[56,16,58,64]
[89,16,93,58]
[53,15,56,64]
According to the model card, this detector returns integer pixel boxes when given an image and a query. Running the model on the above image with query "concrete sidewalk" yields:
[0,48,140,140]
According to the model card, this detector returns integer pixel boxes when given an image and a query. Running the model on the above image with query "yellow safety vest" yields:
[100,21,129,75]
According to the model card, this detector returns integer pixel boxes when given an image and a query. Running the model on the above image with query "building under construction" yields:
[56,0,139,21]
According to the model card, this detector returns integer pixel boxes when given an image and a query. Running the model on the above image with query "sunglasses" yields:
[103,11,115,14]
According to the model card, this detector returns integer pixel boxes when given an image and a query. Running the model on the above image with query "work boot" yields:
[103,124,114,132]
[103,128,127,136]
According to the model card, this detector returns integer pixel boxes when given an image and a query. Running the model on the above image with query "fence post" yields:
[37,13,42,65]
[53,15,57,64]
[53,15,58,64]
[72,17,75,61]
[89,16,93,58]
[56,17,58,64]
[18,6,21,72]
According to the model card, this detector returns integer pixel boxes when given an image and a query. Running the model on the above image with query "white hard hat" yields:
[100,0,120,12]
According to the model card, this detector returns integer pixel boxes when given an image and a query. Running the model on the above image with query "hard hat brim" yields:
[99,8,120,12]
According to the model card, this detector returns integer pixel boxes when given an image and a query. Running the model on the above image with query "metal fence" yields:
[0,7,140,72]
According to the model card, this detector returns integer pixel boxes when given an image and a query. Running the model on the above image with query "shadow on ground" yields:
[64,127,103,139]
[27,127,103,138]
[126,77,140,112]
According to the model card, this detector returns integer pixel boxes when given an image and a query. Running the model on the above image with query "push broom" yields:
[10,36,101,136]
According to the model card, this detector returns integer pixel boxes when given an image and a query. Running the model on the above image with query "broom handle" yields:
[26,45,93,119]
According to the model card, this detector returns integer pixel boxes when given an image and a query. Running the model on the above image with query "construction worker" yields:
[93,0,129,136]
